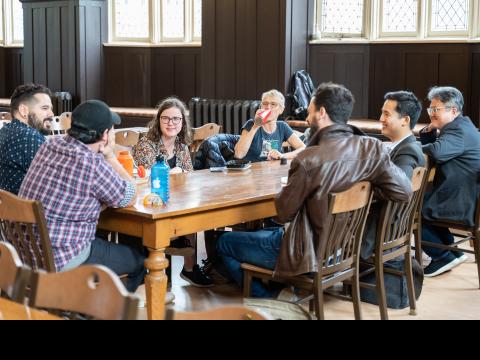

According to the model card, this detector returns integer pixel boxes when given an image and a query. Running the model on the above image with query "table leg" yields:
[144,248,169,320]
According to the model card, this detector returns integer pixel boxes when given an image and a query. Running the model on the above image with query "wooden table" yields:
[98,161,290,320]
[0,298,62,320]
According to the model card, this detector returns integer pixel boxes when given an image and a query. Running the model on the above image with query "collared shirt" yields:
[0,119,46,194]
[385,134,413,153]
[19,135,135,271]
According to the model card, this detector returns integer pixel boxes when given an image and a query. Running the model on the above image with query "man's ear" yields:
[403,116,411,128]
[102,129,109,142]
[17,103,29,119]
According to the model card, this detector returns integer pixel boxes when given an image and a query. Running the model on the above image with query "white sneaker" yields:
[165,292,176,305]
[277,287,300,303]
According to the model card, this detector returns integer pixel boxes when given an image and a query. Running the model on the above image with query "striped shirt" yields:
[19,135,135,271]
[0,119,46,194]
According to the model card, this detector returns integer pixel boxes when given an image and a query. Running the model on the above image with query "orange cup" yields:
[117,150,134,176]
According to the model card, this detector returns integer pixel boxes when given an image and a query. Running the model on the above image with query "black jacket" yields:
[361,135,425,260]
[193,134,240,170]
[421,116,480,226]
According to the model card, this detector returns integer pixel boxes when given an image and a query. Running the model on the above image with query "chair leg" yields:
[474,231,480,290]
[243,270,252,298]
[314,284,325,320]
[414,222,423,267]
[351,272,363,321]
[405,254,417,316]
[375,261,388,321]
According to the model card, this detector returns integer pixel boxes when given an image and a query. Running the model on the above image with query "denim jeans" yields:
[83,238,147,292]
[422,224,455,262]
[217,228,284,298]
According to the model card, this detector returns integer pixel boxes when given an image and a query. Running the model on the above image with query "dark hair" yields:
[10,84,52,117]
[384,91,422,129]
[312,83,355,124]
[68,127,104,144]
[428,86,464,114]
[147,97,192,145]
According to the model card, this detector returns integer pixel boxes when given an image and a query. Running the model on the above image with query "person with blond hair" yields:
[235,90,305,162]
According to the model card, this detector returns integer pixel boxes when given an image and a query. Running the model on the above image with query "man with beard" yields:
[0,84,54,194]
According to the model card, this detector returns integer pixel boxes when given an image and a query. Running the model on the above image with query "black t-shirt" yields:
[167,156,177,169]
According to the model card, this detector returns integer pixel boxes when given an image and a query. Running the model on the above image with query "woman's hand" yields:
[267,150,283,161]
[170,167,183,174]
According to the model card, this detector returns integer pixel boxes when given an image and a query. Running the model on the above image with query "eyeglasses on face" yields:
[261,101,280,108]
[427,106,452,116]
[160,116,183,125]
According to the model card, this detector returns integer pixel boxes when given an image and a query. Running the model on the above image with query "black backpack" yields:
[291,70,315,120]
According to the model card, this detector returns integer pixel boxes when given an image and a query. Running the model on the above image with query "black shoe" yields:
[181,265,214,288]
[165,237,195,257]
[424,253,460,278]
[453,251,469,264]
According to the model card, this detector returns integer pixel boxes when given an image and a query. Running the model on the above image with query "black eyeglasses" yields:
[160,116,183,125]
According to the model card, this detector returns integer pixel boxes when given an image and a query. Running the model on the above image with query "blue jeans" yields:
[217,228,284,298]
[422,224,456,262]
[83,238,147,292]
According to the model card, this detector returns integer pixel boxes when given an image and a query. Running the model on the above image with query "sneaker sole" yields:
[456,254,469,264]
[424,258,461,278]
[180,273,215,288]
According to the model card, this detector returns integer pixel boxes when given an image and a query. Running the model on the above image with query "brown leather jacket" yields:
[274,124,413,277]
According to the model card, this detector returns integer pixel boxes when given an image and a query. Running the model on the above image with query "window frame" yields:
[0,0,4,45]
[313,0,480,42]
[108,0,201,46]
[1,0,24,47]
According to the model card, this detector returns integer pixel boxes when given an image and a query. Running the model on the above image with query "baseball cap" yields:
[70,100,121,142]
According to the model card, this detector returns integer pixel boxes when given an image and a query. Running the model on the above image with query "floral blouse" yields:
[132,136,194,172]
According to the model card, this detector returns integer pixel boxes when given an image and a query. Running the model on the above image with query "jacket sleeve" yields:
[374,154,413,203]
[420,127,438,145]
[275,159,311,223]
[393,145,422,180]
[422,126,464,164]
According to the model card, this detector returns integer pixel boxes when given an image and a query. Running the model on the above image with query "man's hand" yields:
[267,150,282,161]
[101,129,116,159]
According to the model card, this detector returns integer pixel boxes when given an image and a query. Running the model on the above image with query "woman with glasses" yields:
[235,90,306,162]
[132,97,213,288]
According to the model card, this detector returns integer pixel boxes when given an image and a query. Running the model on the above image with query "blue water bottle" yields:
[150,156,170,204]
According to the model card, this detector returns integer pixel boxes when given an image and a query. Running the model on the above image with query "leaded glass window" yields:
[320,0,365,35]
[382,0,419,33]
[431,0,470,32]
[12,0,22,43]
[162,0,185,40]
[114,0,150,40]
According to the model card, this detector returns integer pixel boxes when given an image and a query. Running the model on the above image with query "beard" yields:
[28,114,52,136]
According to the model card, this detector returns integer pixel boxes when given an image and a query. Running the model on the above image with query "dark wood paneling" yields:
[309,44,369,118]
[4,48,24,97]
[471,45,480,127]
[0,47,5,97]
[104,47,201,107]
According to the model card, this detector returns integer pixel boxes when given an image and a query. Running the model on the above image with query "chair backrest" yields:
[50,112,72,135]
[0,112,12,121]
[29,265,139,320]
[320,182,373,278]
[190,123,221,159]
[0,190,56,272]
[0,242,31,302]
[115,130,141,148]
[377,167,427,254]
[165,306,271,321]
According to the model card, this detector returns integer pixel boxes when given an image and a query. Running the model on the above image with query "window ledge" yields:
[104,42,201,48]
[310,38,480,45]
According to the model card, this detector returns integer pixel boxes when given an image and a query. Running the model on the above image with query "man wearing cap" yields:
[19,100,145,292]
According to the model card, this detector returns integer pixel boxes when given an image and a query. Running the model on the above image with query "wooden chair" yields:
[0,242,31,303]
[29,265,139,320]
[50,112,72,135]
[190,123,221,160]
[0,190,56,272]
[165,305,271,320]
[413,155,432,265]
[241,182,374,320]
[115,130,141,148]
[0,112,12,121]
[359,167,427,320]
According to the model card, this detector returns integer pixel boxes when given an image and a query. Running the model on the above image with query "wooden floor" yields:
[136,234,480,320]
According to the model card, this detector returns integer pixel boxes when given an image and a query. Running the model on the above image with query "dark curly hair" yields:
[10,83,52,117]
[147,97,192,145]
